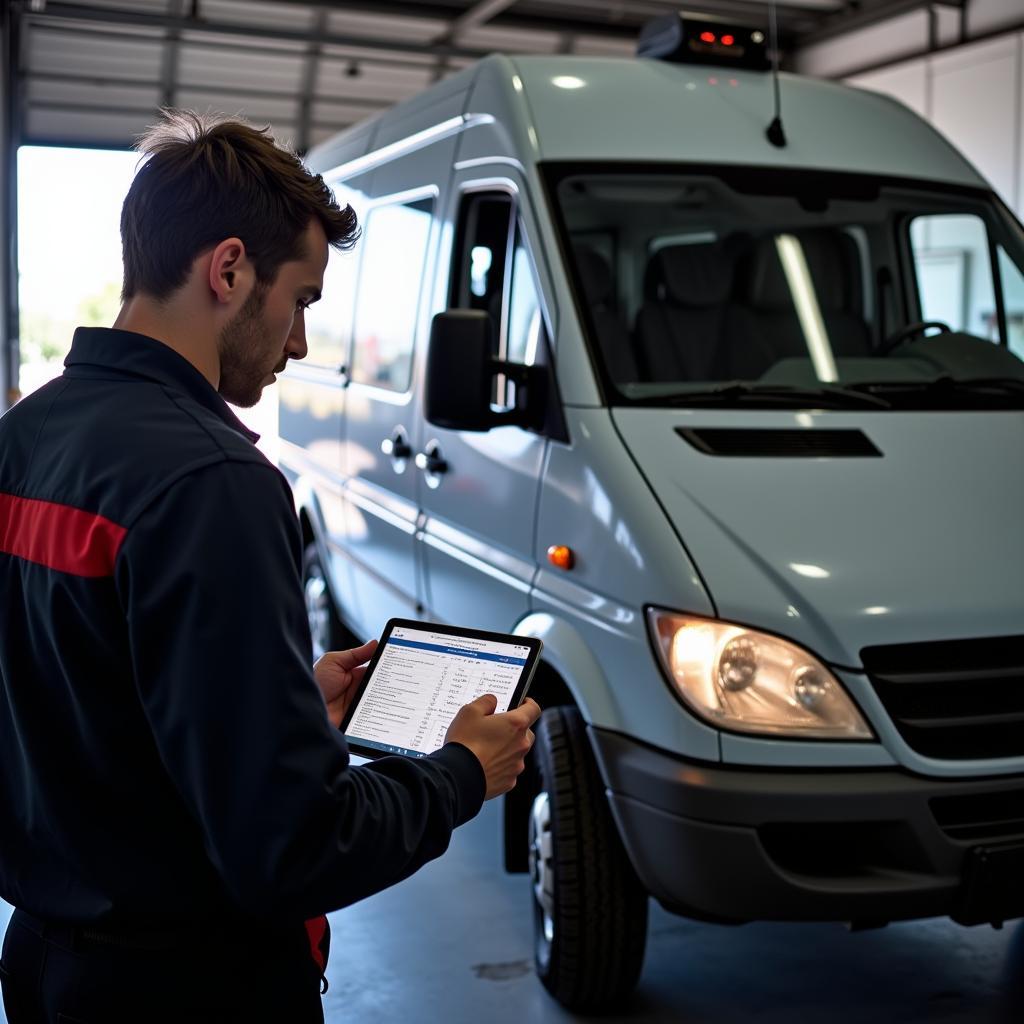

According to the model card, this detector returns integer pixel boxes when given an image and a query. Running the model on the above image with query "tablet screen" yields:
[344,622,539,757]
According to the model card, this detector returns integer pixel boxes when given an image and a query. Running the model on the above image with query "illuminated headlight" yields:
[647,609,872,739]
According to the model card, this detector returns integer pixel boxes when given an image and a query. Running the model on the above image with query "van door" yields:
[278,175,366,643]
[416,172,552,631]
[341,178,438,639]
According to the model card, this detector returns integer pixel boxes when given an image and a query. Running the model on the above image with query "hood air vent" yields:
[676,428,882,458]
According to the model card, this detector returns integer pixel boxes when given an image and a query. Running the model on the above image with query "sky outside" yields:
[16,144,278,455]
[18,145,138,322]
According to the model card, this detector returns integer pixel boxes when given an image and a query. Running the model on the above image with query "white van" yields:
[278,12,1024,1011]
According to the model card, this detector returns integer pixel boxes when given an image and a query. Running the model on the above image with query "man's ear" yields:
[208,237,253,306]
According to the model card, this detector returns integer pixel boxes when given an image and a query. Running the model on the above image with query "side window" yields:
[909,214,997,341]
[503,225,544,406]
[350,195,434,391]
[305,247,359,370]
[996,247,1024,359]
[451,193,514,348]
[304,180,362,369]
[451,192,544,407]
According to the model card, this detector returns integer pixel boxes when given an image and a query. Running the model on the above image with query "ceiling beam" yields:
[22,2,491,60]
[215,0,641,44]
[25,98,354,135]
[158,0,187,110]
[23,70,387,111]
[297,6,329,154]
[30,23,442,73]
[795,0,966,46]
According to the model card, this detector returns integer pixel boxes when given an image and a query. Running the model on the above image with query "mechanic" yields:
[0,110,539,1023]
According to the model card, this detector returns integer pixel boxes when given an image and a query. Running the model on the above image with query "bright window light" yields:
[775,233,839,383]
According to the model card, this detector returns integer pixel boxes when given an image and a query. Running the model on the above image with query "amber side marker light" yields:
[547,545,575,570]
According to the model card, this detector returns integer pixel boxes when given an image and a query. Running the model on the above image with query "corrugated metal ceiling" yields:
[11,0,907,152]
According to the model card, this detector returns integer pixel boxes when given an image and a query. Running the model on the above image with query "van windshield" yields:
[549,164,1024,410]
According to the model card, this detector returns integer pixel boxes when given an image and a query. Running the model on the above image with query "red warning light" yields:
[699,31,716,44]
[721,34,735,46]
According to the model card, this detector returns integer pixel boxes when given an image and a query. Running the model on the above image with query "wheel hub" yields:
[304,572,330,660]
[528,791,555,943]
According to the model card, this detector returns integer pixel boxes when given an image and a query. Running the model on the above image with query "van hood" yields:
[612,408,1024,667]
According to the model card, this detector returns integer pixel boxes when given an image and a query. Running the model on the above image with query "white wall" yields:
[793,1,1024,218]
[797,0,1023,79]
[839,32,1024,218]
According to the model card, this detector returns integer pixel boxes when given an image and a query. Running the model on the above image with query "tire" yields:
[302,542,352,660]
[529,706,648,1012]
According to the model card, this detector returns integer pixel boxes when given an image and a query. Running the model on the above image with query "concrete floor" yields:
[2,798,1023,1022]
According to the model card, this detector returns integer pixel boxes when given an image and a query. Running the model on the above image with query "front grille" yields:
[862,635,1024,760]
[931,789,1024,842]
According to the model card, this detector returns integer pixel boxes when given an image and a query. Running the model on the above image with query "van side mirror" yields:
[425,310,547,432]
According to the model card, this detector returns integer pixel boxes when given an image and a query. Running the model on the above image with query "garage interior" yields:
[2,1,1024,1021]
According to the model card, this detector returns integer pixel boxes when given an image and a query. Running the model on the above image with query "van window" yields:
[350,195,434,392]
[909,214,997,341]
[304,248,359,370]
[997,246,1024,359]
[451,193,514,348]
[303,182,362,370]
[549,165,1024,410]
[498,225,544,408]
[507,226,542,367]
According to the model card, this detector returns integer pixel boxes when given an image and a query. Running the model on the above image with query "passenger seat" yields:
[634,243,734,382]
[722,230,872,379]
[573,245,638,384]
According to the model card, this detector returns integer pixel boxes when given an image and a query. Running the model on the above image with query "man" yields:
[0,111,540,1023]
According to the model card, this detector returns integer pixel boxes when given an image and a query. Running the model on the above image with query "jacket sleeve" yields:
[115,456,486,920]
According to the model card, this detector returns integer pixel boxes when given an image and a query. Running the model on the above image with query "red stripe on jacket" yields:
[0,492,127,577]
[305,915,329,973]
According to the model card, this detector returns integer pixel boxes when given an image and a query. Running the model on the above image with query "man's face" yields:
[217,219,328,408]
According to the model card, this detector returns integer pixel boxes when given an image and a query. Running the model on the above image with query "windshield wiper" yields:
[635,382,892,410]
[849,376,1024,408]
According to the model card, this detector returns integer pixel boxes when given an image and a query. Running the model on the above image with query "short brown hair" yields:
[120,109,358,300]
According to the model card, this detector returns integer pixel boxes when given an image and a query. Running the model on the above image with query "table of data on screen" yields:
[346,628,529,755]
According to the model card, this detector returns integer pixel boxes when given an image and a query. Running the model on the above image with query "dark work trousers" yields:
[0,909,325,1023]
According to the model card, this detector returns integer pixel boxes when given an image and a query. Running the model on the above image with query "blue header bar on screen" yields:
[389,637,528,665]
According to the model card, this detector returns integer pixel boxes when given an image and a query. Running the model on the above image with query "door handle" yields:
[381,428,412,473]
[381,430,412,460]
[415,441,448,484]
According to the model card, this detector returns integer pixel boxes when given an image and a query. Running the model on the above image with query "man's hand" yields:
[445,694,542,800]
[314,639,378,730]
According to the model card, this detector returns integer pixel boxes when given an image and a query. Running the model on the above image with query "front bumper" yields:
[589,727,1024,926]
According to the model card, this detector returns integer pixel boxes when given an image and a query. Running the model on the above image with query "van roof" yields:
[502,55,984,188]
[309,54,986,192]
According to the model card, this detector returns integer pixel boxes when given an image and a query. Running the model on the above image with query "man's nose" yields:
[287,315,308,361]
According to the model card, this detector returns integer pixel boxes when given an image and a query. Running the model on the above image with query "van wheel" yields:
[529,706,648,1011]
[302,543,350,660]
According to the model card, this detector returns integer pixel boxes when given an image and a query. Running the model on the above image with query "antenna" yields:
[765,0,787,148]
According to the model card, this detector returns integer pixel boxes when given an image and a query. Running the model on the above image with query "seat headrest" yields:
[646,244,733,308]
[739,230,860,312]
[573,245,615,308]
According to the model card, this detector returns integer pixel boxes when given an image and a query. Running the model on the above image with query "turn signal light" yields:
[547,545,575,571]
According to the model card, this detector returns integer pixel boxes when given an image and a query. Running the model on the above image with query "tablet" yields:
[341,618,543,759]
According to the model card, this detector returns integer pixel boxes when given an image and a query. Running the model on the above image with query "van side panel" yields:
[532,408,720,761]
[338,147,454,641]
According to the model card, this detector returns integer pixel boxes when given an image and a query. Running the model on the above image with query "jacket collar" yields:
[64,327,260,443]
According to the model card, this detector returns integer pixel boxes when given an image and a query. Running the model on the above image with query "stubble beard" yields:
[217,283,279,409]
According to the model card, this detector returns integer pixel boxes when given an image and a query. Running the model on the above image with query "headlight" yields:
[647,609,872,740]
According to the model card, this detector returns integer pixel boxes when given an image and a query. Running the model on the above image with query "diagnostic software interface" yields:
[346,625,532,756]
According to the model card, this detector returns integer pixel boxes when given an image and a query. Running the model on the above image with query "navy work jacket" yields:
[0,327,485,927]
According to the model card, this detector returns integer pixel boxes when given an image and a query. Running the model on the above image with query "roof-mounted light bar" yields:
[637,11,769,71]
